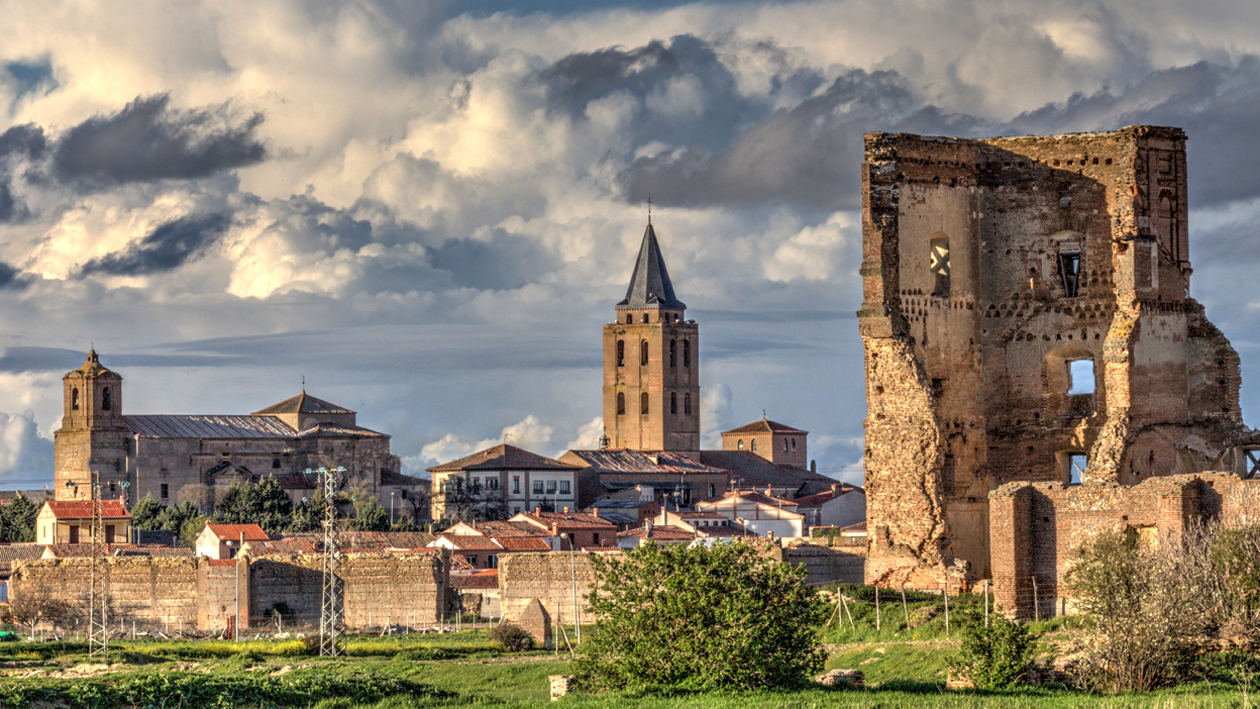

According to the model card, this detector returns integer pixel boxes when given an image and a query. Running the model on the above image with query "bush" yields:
[951,614,1039,689]
[490,623,535,652]
[575,540,828,691]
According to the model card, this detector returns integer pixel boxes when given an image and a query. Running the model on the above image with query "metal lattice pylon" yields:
[87,473,107,658]
[317,466,347,656]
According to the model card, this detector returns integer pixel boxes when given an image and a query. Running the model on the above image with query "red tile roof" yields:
[243,538,323,556]
[204,524,270,542]
[721,418,808,435]
[511,510,618,530]
[43,500,130,520]
[204,558,239,567]
[617,525,695,541]
[433,535,504,552]
[427,443,581,473]
[450,569,499,589]
[497,536,552,552]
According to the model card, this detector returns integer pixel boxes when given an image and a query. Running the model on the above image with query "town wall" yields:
[11,557,199,631]
[498,551,604,626]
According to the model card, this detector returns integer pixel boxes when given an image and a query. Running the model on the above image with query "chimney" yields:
[645,519,654,536]
[766,485,772,497]
[592,507,600,518]
[562,506,570,514]
[811,459,817,473]
[535,505,542,514]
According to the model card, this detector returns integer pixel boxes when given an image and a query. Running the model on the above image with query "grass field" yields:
[2,598,1257,709]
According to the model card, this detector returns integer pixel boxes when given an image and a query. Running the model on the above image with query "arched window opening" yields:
[1068,453,1087,485]
[616,393,625,415]
[102,387,112,411]
[737,439,744,451]
[684,393,691,415]
[791,438,797,452]
[640,393,649,415]
[71,388,80,411]
[1069,359,1095,394]
[669,340,677,367]
[671,392,677,414]
[1058,244,1082,298]
[625,314,633,324]
[683,340,691,367]
[751,439,758,453]
[783,438,788,452]
[616,340,625,367]
[640,340,649,366]
[930,233,950,297]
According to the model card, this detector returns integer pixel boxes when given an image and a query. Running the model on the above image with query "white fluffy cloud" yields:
[3,0,1260,487]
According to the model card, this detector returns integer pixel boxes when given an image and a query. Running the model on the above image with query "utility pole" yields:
[315,466,347,656]
[76,472,128,658]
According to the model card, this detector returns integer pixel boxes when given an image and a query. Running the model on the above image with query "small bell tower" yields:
[55,350,129,500]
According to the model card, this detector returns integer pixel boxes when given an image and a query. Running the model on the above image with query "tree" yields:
[287,494,326,533]
[435,480,507,523]
[8,584,75,638]
[179,513,209,549]
[952,614,1039,689]
[130,494,164,531]
[0,493,37,543]
[575,541,828,691]
[212,478,294,536]
[350,495,390,532]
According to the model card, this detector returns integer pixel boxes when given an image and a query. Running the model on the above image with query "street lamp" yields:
[389,491,398,527]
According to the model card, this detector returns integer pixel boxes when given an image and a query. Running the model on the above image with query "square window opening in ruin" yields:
[1242,448,1260,479]
[1068,453,1087,485]
[930,234,950,297]
[1068,359,1095,395]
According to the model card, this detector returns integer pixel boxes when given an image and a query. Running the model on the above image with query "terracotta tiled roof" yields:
[838,520,867,533]
[450,554,475,571]
[43,500,130,520]
[617,525,695,541]
[721,418,808,435]
[472,521,549,537]
[676,511,727,519]
[497,537,552,552]
[243,538,323,556]
[582,546,624,553]
[0,544,45,578]
[252,392,355,416]
[450,569,499,589]
[40,543,187,559]
[432,535,504,552]
[427,443,580,473]
[204,558,239,567]
[793,485,862,508]
[511,510,618,530]
[204,524,270,542]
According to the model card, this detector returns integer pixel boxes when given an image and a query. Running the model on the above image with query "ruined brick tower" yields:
[54,349,131,500]
[859,126,1253,587]
[602,221,701,460]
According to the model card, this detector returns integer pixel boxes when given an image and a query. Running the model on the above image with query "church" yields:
[52,350,421,512]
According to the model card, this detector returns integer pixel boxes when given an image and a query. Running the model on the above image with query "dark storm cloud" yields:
[5,58,57,102]
[429,229,560,290]
[541,34,814,153]
[0,123,50,223]
[0,346,83,373]
[53,94,265,186]
[0,262,26,290]
[78,213,232,276]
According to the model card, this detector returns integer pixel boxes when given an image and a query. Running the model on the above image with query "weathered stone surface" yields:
[518,598,552,649]
[860,126,1258,590]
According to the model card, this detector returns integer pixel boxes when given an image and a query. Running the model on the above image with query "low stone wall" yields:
[498,551,606,626]
[12,557,199,632]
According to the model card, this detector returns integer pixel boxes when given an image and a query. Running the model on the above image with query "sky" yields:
[3,0,1260,491]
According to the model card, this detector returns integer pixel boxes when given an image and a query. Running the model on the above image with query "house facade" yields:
[35,499,131,545]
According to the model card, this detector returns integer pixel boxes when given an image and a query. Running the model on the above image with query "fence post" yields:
[1032,576,1040,622]
[942,570,950,637]
[875,585,881,632]
[900,584,910,628]
[984,580,990,627]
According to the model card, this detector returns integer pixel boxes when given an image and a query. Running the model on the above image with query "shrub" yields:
[490,623,535,652]
[951,614,1039,689]
[575,540,828,691]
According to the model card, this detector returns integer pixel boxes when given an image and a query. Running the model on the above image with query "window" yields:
[737,439,744,450]
[791,438,796,452]
[513,476,521,494]
[160,483,169,500]
[514,506,521,515]
[617,392,626,415]
[488,555,498,568]
[930,233,950,297]
[751,439,758,453]
[708,484,715,498]
[533,481,544,494]
[467,556,477,566]
[783,438,788,452]
[473,477,481,487]
[272,458,281,469]
[593,533,600,546]
[616,340,625,366]
[487,478,499,490]
[640,339,649,366]
[1068,359,1095,394]
[683,340,691,367]
[1068,454,1087,484]
[559,480,571,494]
[625,314,633,324]
[547,480,557,494]
[684,393,691,415]
[640,392,649,415]
[71,387,80,411]
[670,340,677,367]
[1243,449,1260,479]
[1058,244,1082,297]
[671,392,677,414]
[641,314,648,323]
[102,387,112,411]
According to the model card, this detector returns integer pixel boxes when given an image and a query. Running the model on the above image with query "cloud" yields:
[417,414,556,465]
[0,410,54,489]
[78,212,232,277]
[565,416,604,450]
[53,94,266,187]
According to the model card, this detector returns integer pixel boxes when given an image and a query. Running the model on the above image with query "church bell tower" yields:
[54,350,130,500]
[602,221,700,460]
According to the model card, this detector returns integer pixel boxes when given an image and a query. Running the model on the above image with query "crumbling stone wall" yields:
[11,557,199,631]
[498,552,603,626]
[990,472,1260,619]
[860,126,1256,589]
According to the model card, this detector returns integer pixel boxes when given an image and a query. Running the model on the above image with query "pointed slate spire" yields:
[617,222,686,310]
